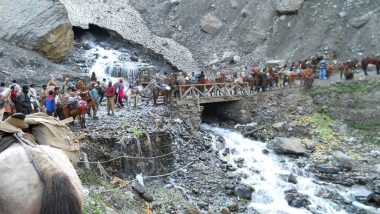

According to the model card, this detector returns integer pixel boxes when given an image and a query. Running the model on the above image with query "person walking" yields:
[17,85,32,115]
[90,84,100,118]
[105,81,116,116]
[319,58,328,80]
[99,78,107,104]
[45,90,55,116]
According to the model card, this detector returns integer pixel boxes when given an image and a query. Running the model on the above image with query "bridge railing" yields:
[178,82,250,101]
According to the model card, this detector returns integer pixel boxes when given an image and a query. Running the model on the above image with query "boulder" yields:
[234,184,254,199]
[274,0,304,15]
[348,12,372,28]
[272,137,306,156]
[367,193,380,206]
[272,122,286,131]
[288,174,298,184]
[315,163,341,174]
[332,151,353,171]
[226,200,239,212]
[200,14,223,34]
[220,208,231,214]
[0,0,73,62]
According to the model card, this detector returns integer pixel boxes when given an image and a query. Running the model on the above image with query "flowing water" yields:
[82,40,148,84]
[201,124,378,214]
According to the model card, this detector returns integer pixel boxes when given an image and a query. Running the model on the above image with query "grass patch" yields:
[83,192,107,214]
[310,79,380,97]
[80,170,102,185]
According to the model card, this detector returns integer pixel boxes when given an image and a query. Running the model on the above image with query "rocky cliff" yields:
[127,0,380,68]
[0,0,73,62]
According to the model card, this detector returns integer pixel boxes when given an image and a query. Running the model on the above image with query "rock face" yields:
[272,137,306,156]
[200,14,223,34]
[275,0,304,15]
[60,0,198,73]
[234,184,254,199]
[0,0,73,62]
[128,0,380,68]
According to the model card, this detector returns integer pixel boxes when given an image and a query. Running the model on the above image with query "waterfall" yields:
[201,124,377,214]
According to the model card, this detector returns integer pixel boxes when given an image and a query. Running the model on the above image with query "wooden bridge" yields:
[176,82,251,105]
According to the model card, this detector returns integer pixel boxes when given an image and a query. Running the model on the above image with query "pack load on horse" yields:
[57,89,88,128]
[361,55,380,76]
[145,79,172,106]
[0,113,83,214]
[341,59,358,79]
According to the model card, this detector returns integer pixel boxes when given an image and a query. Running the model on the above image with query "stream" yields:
[201,124,378,214]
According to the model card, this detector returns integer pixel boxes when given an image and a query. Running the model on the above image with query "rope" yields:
[143,147,213,179]
[77,136,194,164]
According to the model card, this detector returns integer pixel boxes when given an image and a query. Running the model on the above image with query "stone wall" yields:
[171,102,203,130]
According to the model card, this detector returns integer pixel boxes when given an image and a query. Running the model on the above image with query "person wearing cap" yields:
[16,85,32,115]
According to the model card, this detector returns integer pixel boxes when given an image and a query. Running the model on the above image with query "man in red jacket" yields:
[105,81,116,115]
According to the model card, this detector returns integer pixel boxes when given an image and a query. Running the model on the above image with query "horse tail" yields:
[40,172,82,214]
[29,146,83,214]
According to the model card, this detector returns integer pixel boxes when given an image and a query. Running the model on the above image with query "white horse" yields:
[0,88,11,120]
[124,85,144,108]
[0,134,83,214]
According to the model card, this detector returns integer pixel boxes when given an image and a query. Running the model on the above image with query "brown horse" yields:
[78,91,97,118]
[59,100,88,128]
[288,69,314,87]
[327,64,344,80]
[361,55,380,76]
[341,59,358,79]
[197,77,212,94]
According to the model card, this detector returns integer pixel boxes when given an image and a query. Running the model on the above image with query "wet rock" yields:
[332,151,353,171]
[284,189,310,208]
[226,200,239,212]
[130,56,139,62]
[0,0,74,62]
[275,0,304,15]
[262,149,270,155]
[288,174,298,184]
[200,14,223,34]
[367,193,380,206]
[234,184,254,199]
[271,137,306,156]
[315,163,340,174]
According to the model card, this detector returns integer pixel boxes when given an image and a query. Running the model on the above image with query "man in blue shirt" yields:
[319,58,327,80]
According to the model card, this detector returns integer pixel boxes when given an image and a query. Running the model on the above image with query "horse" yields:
[252,72,268,92]
[327,64,344,80]
[78,91,97,118]
[361,55,380,76]
[242,75,256,93]
[124,85,144,108]
[287,68,314,87]
[197,77,213,94]
[58,98,88,128]
[341,59,358,79]
[311,55,324,71]
[0,134,83,214]
[145,82,172,106]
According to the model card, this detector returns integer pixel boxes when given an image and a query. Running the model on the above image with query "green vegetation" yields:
[80,170,103,185]
[310,79,380,97]
[83,192,107,214]
[129,127,143,138]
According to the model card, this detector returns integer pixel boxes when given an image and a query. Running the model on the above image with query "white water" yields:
[82,40,148,85]
[201,124,378,214]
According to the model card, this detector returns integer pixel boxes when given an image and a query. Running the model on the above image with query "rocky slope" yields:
[128,0,380,68]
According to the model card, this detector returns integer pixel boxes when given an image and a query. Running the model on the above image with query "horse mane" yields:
[40,173,82,214]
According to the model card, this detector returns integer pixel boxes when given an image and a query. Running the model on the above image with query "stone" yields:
[220,208,231,214]
[272,122,286,131]
[130,56,139,62]
[197,201,209,209]
[348,12,372,28]
[288,174,298,184]
[274,0,304,15]
[332,151,353,171]
[200,14,223,34]
[234,184,254,199]
[226,200,239,212]
[232,55,240,63]
[367,193,380,206]
[272,137,306,156]
[221,51,236,63]
[285,189,310,208]
[0,0,74,62]
[315,163,341,174]
[338,11,347,18]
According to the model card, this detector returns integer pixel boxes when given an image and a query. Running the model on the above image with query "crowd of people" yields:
[0,72,141,121]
